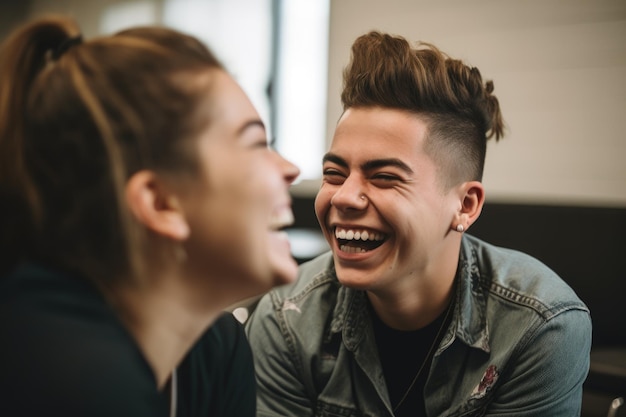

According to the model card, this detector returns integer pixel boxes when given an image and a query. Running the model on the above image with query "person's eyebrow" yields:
[362,158,413,174]
[322,152,413,174]
[322,152,348,168]
[237,119,266,136]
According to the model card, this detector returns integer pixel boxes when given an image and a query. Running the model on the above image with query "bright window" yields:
[273,0,330,181]
[100,0,329,183]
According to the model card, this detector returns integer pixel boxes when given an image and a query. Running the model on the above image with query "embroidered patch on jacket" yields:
[282,300,301,313]
[470,364,499,400]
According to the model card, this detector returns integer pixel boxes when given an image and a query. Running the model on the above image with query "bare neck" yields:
[367,241,460,331]
[108,269,224,390]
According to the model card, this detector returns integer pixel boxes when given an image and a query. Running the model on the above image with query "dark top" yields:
[370,300,453,417]
[0,262,256,417]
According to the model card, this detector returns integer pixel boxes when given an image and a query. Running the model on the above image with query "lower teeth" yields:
[340,245,367,253]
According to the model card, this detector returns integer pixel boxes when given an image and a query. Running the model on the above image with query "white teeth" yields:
[270,209,294,230]
[340,245,367,253]
[334,227,384,241]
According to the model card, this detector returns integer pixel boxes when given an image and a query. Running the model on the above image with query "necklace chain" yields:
[392,301,454,413]
[169,367,177,417]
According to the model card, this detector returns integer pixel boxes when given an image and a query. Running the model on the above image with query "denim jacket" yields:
[246,234,591,416]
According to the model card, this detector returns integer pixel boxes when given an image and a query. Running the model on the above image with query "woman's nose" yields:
[277,152,300,184]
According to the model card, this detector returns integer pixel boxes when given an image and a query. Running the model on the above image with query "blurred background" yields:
[2,0,624,207]
[1,1,625,415]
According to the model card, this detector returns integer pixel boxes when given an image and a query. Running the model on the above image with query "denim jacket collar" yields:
[327,236,491,356]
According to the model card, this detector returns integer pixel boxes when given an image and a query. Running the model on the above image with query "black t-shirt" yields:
[370,301,452,417]
[0,263,256,417]
[176,310,256,417]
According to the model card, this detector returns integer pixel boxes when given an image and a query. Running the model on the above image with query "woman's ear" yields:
[125,170,190,241]
[454,181,485,232]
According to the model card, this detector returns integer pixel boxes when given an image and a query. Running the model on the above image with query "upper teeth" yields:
[335,227,384,241]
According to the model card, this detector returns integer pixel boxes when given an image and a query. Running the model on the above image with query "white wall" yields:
[321,0,626,207]
[15,0,626,207]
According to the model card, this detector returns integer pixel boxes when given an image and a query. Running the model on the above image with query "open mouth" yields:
[334,226,386,253]
[270,208,294,232]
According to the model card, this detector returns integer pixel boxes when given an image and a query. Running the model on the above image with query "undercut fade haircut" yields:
[341,31,505,189]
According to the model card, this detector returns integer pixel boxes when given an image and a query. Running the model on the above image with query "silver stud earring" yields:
[456,224,465,233]
[360,195,367,201]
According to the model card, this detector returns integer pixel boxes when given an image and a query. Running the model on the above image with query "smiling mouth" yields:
[334,227,387,253]
[270,208,294,232]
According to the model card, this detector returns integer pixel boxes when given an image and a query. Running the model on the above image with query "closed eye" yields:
[251,137,270,149]
[371,173,400,181]
[322,168,346,185]
[370,173,404,188]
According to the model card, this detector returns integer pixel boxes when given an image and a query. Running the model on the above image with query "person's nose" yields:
[277,152,300,185]
[330,175,368,211]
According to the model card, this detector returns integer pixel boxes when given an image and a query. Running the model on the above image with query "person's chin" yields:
[266,230,297,285]
[335,269,375,290]
[270,254,299,287]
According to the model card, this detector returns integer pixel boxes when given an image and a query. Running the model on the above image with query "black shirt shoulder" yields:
[176,312,256,417]
[0,263,165,417]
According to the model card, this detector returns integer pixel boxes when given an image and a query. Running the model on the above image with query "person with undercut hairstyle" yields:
[246,31,591,417]
[0,14,300,417]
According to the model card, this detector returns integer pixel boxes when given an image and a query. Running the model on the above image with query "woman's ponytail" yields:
[0,16,81,274]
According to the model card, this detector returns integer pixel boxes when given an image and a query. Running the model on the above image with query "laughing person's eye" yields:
[323,168,346,185]
[372,173,399,181]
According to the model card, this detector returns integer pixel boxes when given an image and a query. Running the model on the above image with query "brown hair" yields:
[341,31,505,188]
[0,15,224,283]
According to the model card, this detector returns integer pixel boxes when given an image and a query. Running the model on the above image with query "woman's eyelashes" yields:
[251,137,278,150]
